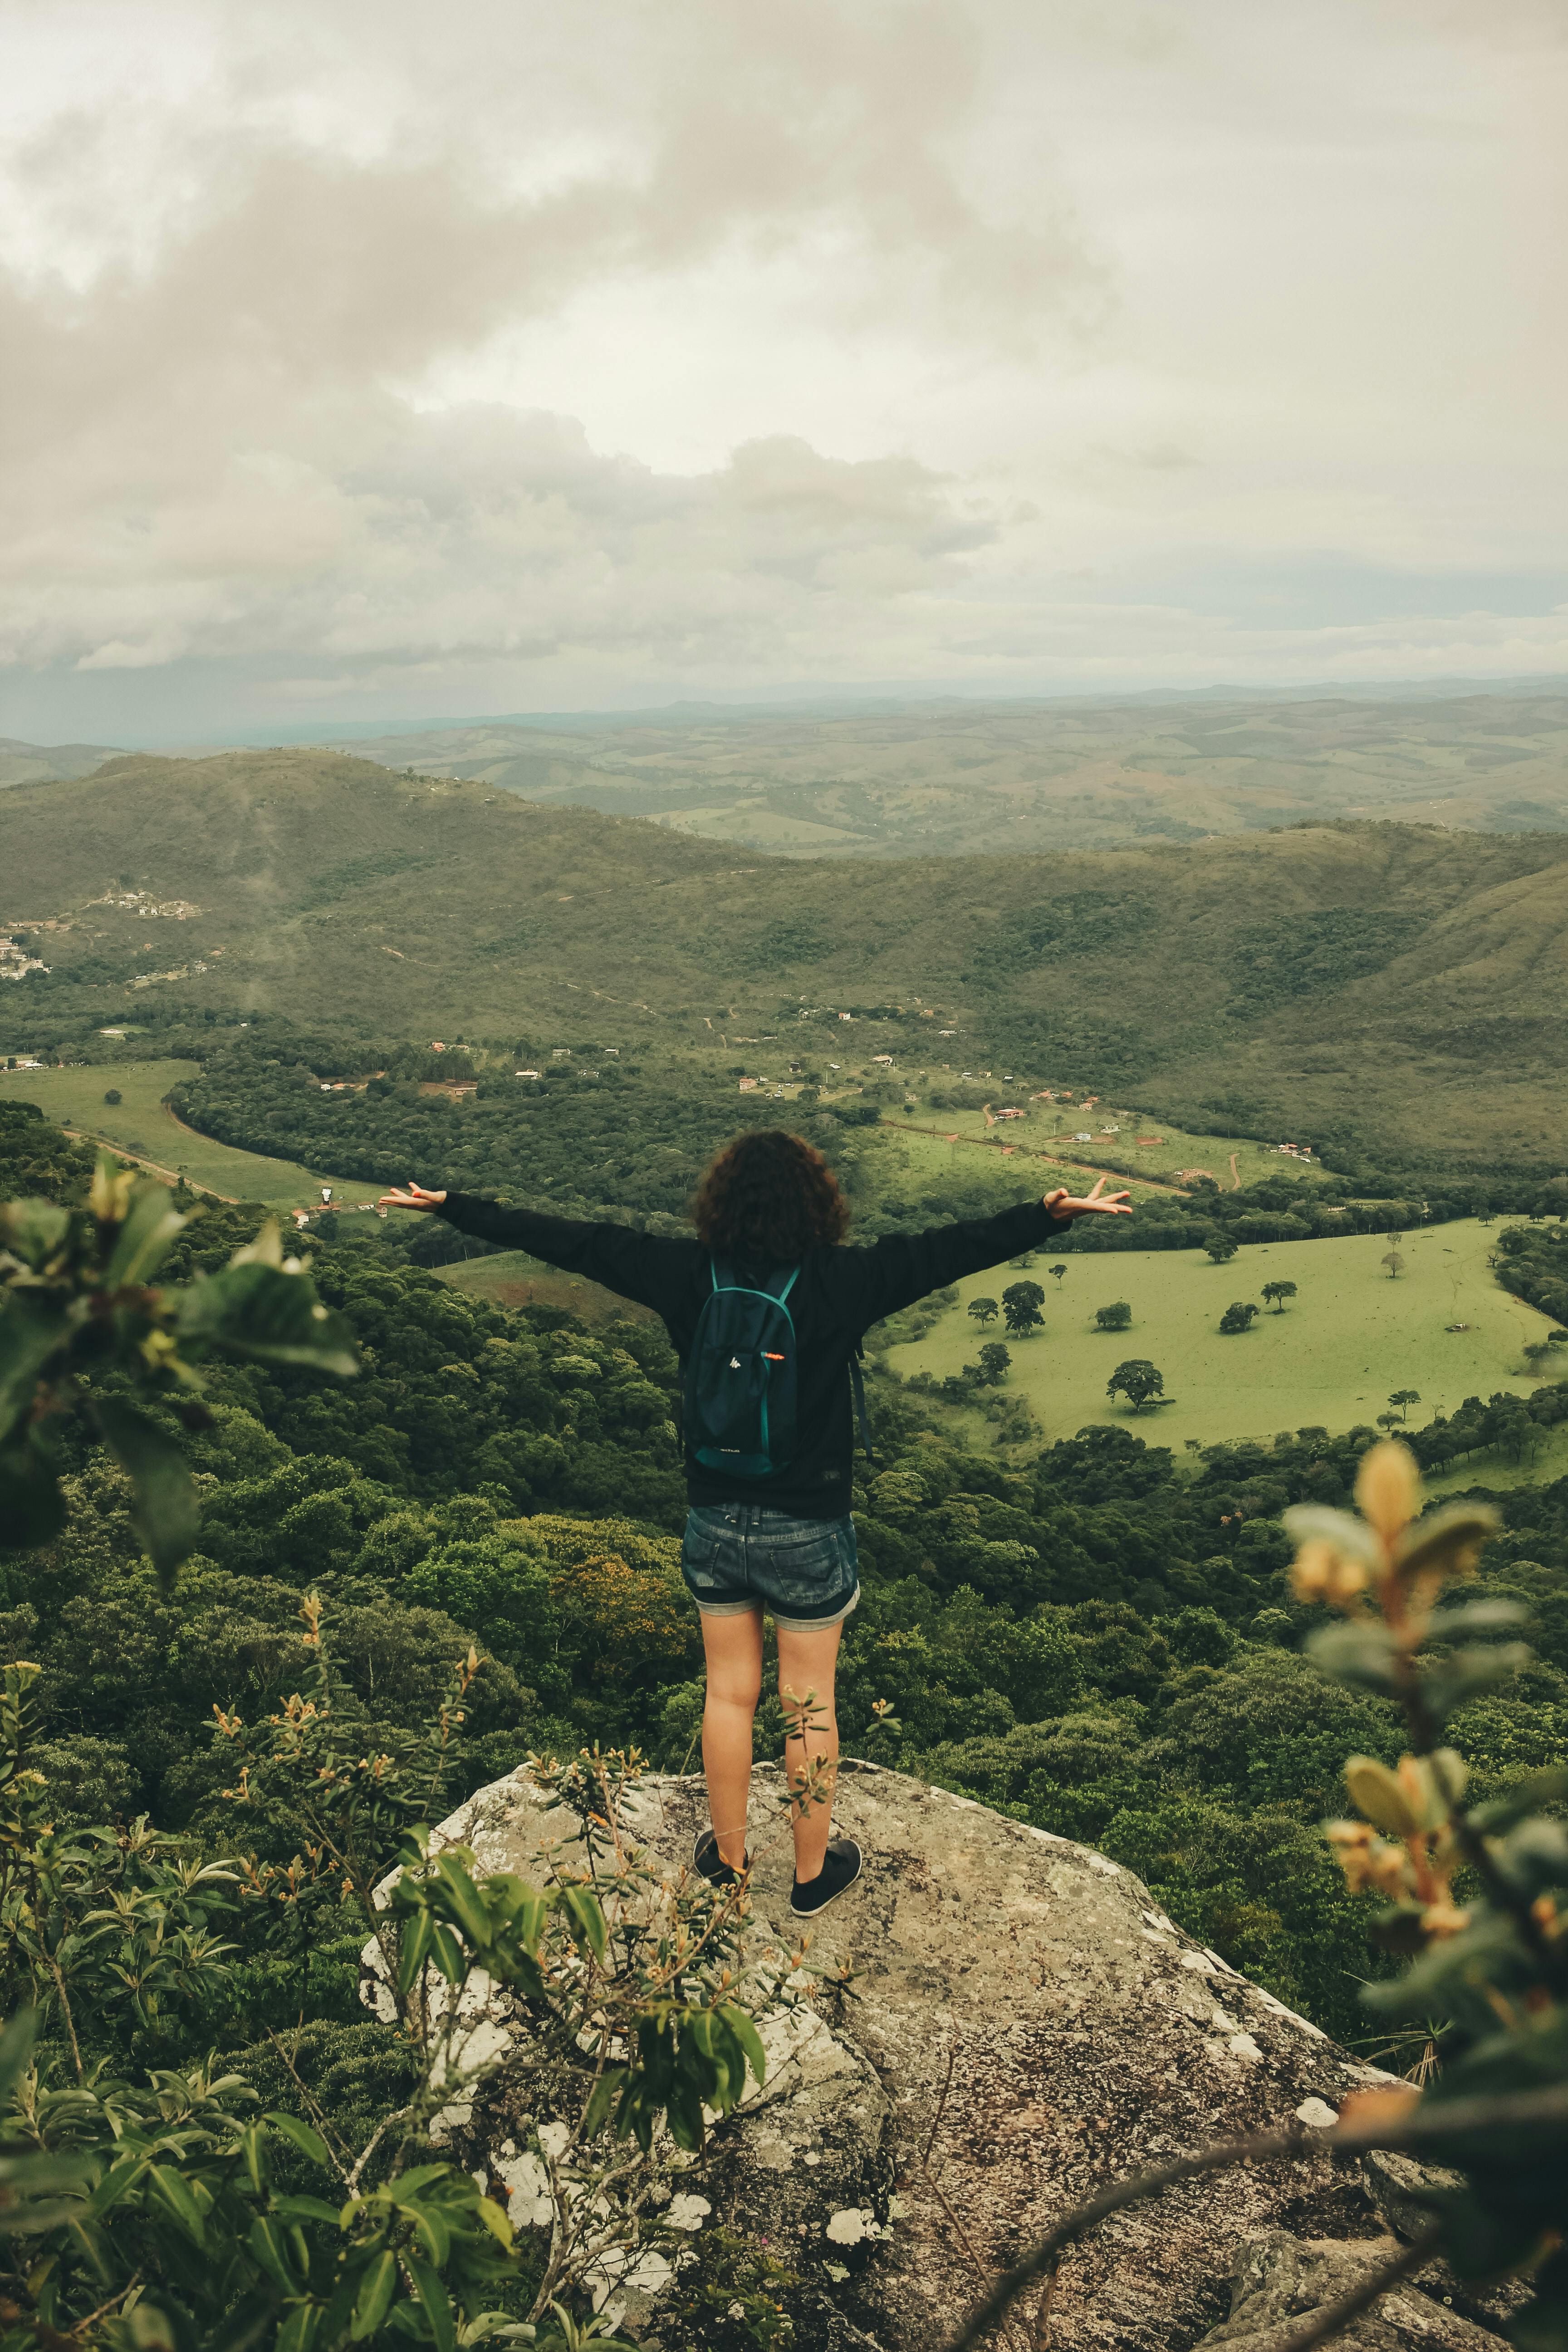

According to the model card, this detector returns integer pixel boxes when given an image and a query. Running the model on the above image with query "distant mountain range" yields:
[312,687,1568,857]
[5,743,1568,1174]
[7,681,1567,856]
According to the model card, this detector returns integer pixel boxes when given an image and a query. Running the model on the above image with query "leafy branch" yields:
[939,1440,1568,2351]
[0,1158,358,1582]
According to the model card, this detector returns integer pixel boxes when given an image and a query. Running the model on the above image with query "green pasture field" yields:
[436,1248,657,1326]
[867,1109,1309,1210]
[0,1060,380,1212]
[883,1219,1558,1455]
[869,1117,1165,1208]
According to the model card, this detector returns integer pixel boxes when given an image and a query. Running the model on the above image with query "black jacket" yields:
[435,1193,1065,1518]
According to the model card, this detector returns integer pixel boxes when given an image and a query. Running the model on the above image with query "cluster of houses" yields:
[1274,1142,1315,1160]
[0,936,49,981]
[90,889,201,920]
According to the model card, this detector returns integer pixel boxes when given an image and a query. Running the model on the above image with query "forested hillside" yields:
[8,750,1568,1171]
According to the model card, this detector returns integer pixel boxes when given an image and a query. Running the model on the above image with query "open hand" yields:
[1044,1179,1132,1222]
[378,1181,448,1212]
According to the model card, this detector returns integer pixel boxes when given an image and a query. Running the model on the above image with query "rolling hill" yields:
[8,680,1568,854]
[4,745,1568,1172]
[323,685,1568,856]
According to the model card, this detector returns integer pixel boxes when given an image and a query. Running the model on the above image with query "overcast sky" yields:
[2,0,1565,742]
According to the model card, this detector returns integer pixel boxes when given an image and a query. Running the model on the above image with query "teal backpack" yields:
[684,1258,872,1480]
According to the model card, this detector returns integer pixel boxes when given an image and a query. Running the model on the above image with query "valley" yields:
[7,744,1568,1174]
[9,722,1568,2271]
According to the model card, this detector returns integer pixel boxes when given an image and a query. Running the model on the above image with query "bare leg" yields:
[776,1619,844,1885]
[699,1606,764,1867]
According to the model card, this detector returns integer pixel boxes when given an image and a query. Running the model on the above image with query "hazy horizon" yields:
[9,667,1568,760]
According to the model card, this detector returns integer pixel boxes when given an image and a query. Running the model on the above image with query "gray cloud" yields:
[0,0,1564,735]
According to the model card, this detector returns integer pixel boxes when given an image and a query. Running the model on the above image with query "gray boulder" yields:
[1361,2149,1464,2245]
[374,1757,1430,2348]
[1194,2230,1509,2348]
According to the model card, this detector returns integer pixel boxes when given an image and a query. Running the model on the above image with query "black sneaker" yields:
[694,1831,748,1889]
[790,1837,862,1917]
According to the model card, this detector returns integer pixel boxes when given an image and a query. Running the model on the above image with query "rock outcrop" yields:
[1192,2230,1524,2348]
[373,1760,1457,2350]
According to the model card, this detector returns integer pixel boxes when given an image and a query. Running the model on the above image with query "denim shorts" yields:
[681,1504,860,1632]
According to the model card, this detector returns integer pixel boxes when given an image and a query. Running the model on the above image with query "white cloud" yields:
[0,0,1564,737]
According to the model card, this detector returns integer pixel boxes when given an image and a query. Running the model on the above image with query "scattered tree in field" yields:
[968,1295,1000,1327]
[1106,1358,1166,1413]
[1001,1279,1046,1338]
[1219,1300,1259,1333]
[1049,1263,1067,1284]
[1377,1411,1402,1433]
[975,1340,1012,1386]
[1382,1250,1406,1280]
[1260,1279,1297,1313]
[1204,1233,1239,1265]
[1388,1388,1421,1421]
[103,1088,122,1105]
[1095,1301,1133,1331]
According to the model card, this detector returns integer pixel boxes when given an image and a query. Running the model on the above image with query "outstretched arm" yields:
[378,1181,695,1315]
[840,1183,1134,1330]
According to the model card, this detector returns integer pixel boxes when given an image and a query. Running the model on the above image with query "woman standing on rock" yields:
[382,1132,1130,1916]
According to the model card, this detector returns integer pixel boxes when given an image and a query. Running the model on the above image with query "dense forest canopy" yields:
[6,1089,1568,2069]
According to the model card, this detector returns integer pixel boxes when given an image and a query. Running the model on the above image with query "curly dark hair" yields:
[691,1128,850,1263]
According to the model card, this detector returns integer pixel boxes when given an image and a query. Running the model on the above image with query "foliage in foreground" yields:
[0,1156,357,1576]
[948,1441,1568,2348]
[0,1610,789,2352]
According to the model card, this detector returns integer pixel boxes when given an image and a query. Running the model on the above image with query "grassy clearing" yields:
[0,1061,380,1211]
[435,1249,657,1326]
[869,1117,1179,1209]
[881,1101,1330,1196]
[884,1219,1558,1453]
